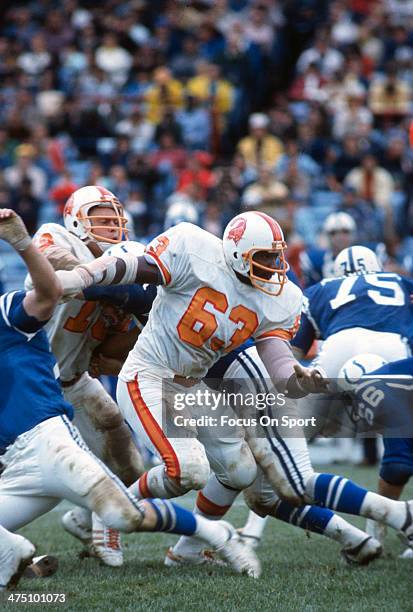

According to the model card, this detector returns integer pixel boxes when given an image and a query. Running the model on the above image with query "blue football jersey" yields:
[292,273,413,353]
[0,291,73,450]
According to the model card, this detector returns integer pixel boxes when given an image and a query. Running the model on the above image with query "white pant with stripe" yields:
[225,345,314,505]
[0,416,143,532]
[116,368,257,493]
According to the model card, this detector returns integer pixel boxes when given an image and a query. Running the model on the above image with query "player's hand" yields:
[89,353,122,377]
[293,364,330,394]
[0,208,31,251]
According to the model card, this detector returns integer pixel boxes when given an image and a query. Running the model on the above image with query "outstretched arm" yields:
[0,209,62,321]
[56,252,162,299]
[256,337,329,398]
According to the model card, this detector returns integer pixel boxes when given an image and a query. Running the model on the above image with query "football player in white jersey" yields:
[54,211,413,565]
[30,186,144,566]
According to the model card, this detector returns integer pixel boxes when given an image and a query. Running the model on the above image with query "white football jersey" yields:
[32,224,110,381]
[119,223,303,380]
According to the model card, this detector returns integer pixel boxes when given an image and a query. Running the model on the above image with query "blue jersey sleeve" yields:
[1,291,46,333]
[83,284,157,316]
[291,312,315,353]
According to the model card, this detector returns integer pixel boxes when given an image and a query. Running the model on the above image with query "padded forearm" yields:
[256,338,311,398]
[57,253,140,298]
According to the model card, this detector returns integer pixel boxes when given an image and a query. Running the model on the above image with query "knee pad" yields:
[216,442,257,491]
[177,442,210,491]
[380,462,412,487]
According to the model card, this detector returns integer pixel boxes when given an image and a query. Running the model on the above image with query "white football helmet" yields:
[334,245,382,277]
[105,240,146,258]
[63,185,128,249]
[338,353,387,391]
[222,211,289,295]
[164,201,199,230]
[323,212,356,235]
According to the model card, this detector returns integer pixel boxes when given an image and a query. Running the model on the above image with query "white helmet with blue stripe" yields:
[338,353,387,391]
[333,245,382,277]
[164,201,199,230]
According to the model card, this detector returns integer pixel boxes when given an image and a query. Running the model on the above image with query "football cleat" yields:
[0,533,35,591]
[399,501,413,548]
[90,513,123,567]
[164,547,226,568]
[365,518,387,545]
[215,521,261,578]
[61,509,92,544]
[341,536,382,566]
[24,555,59,579]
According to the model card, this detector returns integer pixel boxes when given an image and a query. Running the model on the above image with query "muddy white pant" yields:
[0,416,144,533]
[117,369,257,495]
[63,372,143,484]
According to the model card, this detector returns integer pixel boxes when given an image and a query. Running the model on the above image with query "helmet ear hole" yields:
[73,220,78,227]
[234,252,238,259]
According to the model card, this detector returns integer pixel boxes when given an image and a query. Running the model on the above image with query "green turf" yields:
[1,465,412,612]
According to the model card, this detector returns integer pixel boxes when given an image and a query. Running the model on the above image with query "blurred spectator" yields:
[95,33,132,86]
[145,66,184,125]
[4,144,47,199]
[332,85,372,139]
[169,36,200,80]
[176,95,211,151]
[187,62,234,147]
[177,152,215,200]
[338,185,384,245]
[49,171,79,215]
[368,65,411,119]
[345,153,395,211]
[237,113,283,170]
[10,177,41,236]
[296,33,344,77]
[115,107,155,153]
[17,34,51,78]
[242,166,289,216]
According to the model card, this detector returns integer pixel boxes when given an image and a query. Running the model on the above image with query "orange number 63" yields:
[177,287,258,352]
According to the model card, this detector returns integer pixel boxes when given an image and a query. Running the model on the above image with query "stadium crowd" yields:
[0,0,413,289]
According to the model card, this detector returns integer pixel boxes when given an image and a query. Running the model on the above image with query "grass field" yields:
[1,464,412,612]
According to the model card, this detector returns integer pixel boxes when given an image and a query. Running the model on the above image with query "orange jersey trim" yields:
[196,491,231,517]
[127,377,180,480]
[256,329,293,341]
[145,251,172,285]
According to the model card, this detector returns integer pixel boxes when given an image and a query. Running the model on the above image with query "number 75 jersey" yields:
[294,272,413,352]
[119,223,303,380]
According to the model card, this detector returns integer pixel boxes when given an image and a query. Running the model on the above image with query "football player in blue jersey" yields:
[299,212,356,287]
[0,209,262,583]
[293,245,412,393]
[345,356,413,557]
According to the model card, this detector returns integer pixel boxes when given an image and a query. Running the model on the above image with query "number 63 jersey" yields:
[292,271,413,354]
[119,223,303,380]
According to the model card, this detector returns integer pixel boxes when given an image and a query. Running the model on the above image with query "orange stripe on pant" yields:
[196,491,231,517]
[127,376,181,482]
[138,472,152,498]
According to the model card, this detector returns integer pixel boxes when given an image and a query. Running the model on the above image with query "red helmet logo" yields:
[227,217,247,245]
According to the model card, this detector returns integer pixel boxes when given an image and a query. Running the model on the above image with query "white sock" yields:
[242,511,268,541]
[194,516,229,549]
[323,513,371,548]
[361,492,406,530]
[173,476,239,556]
